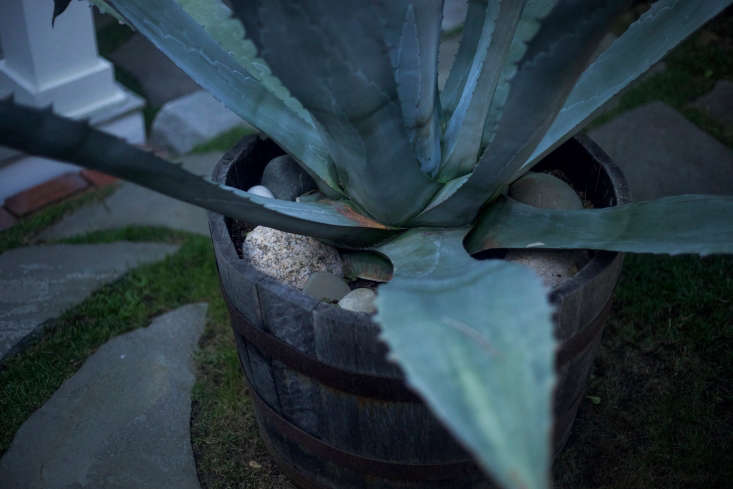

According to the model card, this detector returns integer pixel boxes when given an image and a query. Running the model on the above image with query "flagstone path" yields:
[0,242,178,362]
[589,101,733,201]
[38,152,224,240]
[0,304,207,489]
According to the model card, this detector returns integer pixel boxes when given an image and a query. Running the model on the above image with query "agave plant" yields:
[2,1,733,488]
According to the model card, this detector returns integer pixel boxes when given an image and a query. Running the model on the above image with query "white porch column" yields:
[0,0,145,203]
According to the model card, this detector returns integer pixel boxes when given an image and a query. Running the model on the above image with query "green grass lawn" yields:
[554,254,733,489]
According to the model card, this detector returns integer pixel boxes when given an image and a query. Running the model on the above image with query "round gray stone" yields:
[303,272,351,302]
[261,155,317,201]
[243,226,343,289]
[247,184,274,198]
[509,172,583,210]
[504,249,585,289]
[338,288,377,314]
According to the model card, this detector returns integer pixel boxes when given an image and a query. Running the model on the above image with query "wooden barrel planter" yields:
[207,134,631,489]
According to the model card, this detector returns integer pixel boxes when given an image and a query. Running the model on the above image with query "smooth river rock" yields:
[303,272,351,302]
[247,185,275,198]
[504,249,584,290]
[338,288,377,314]
[509,172,584,210]
[243,226,343,289]
[261,155,317,201]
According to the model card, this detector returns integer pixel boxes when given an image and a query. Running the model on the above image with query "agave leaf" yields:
[375,228,555,489]
[229,0,441,225]
[415,1,627,226]
[52,0,72,25]
[176,0,312,125]
[523,0,733,171]
[376,0,443,176]
[478,0,557,151]
[341,251,393,282]
[466,195,733,255]
[0,98,396,247]
[102,0,341,195]
[439,1,524,181]
[88,0,129,26]
[440,0,488,116]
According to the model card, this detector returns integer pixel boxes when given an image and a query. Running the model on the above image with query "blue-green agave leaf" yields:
[466,196,733,255]
[478,0,556,151]
[229,0,441,225]
[176,0,312,125]
[415,1,627,226]
[375,228,555,489]
[0,98,396,247]
[524,0,733,170]
[439,1,524,181]
[103,0,340,195]
[88,0,129,27]
[440,0,488,116]
[377,0,444,176]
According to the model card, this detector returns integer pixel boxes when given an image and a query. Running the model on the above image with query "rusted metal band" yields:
[247,375,480,483]
[556,297,613,368]
[223,292,421,402]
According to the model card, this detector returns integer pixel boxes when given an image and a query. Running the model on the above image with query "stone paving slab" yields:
[691,79,733,127]
[589,101,733,201]
[0,242,179,362]
[106,33,200,107]
[151,90,254,155]
[39,152,225,240]
[0,303,207,489]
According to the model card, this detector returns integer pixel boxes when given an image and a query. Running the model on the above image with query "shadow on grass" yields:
[554,253,733,489]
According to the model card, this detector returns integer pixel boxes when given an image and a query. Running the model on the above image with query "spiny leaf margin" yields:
[0,97,395,247]
[103,0,340,194]
[374,228,555,489]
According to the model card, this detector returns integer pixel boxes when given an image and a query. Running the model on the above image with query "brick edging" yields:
[0,170,119,231]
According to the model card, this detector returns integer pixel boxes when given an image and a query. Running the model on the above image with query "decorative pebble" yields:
[261,155,317,201]
[303,272,351,302]
[504,249,585,289]
[338,288,377,314]
[509,172,583,210]
[247,185,274,198]
[507,172,588,288]
[243,226,342,288]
